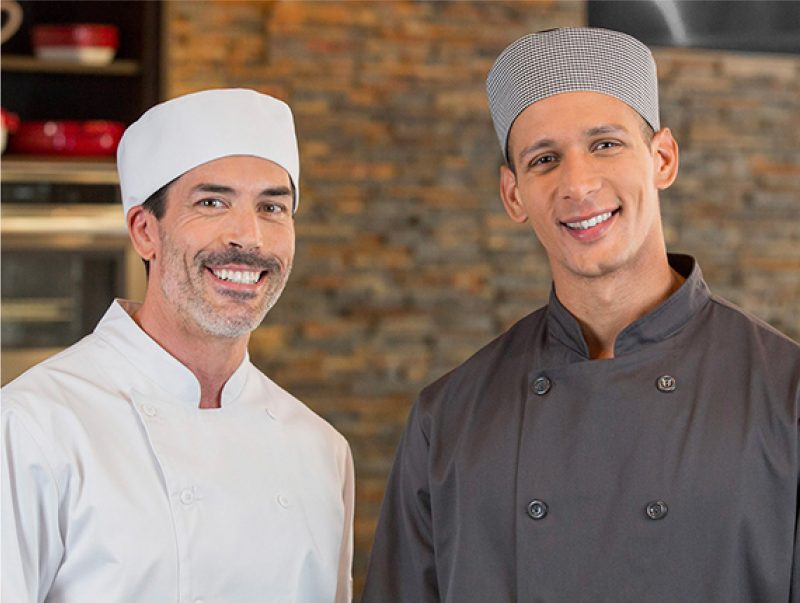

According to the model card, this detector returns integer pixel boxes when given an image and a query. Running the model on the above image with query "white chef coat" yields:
[2,300,354,603]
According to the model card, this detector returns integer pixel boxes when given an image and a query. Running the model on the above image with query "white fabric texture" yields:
[117,88,301,215]
[2,300,353,603]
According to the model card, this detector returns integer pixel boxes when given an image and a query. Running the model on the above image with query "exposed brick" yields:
[164,3,799,598]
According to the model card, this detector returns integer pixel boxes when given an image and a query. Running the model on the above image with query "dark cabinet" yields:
[0,1,159,384]
[1,0,161,124]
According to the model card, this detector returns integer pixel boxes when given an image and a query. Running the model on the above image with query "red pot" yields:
[31,24,119,65]
[10,120,125,156]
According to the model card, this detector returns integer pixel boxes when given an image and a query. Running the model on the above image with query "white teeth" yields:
[211,268,261,284]
[565,211,613,230]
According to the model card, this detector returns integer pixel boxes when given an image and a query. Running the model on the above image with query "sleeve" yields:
[361,401,437,602]
[2,407,64,603]
[335,441,355,603]
[792,417,800,603]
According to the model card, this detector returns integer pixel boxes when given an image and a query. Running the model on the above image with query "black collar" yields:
[546,254,710,358]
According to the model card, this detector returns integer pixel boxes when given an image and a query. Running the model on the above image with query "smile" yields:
[563,210,616,231]
[210,268,263,285]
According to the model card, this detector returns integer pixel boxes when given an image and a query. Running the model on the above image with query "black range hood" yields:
[588,0,800,55]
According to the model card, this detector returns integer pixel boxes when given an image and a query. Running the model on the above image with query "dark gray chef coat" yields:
[363,254,800,602]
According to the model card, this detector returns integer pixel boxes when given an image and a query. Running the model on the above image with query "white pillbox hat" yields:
[117,88,300,216]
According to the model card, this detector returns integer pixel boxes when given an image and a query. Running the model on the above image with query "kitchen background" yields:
[2,0,799,598]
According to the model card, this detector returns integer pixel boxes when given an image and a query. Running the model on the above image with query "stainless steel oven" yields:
[1,158,145,384]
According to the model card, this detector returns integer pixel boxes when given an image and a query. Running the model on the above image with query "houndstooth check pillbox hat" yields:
[486,27,660,161]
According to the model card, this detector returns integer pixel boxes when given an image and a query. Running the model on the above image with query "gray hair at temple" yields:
[486,27,660,162]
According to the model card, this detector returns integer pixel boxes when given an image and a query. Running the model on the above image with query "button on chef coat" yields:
[363,255,800,602]
[2,300,354,603]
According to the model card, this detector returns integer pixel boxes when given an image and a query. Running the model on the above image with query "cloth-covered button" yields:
[180,489,195,505]
[656,375,676,393]
[277,494,290,508]
[526,499,548,520]
[141,404,157,417]
[645,500,668,520]
[532,376,551,396]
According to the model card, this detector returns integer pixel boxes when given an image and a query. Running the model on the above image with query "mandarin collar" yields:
[93,299,250,408]
[546,254,710,359]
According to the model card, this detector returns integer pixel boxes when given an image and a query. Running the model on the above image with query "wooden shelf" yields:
[1,203,128,238]
[1,54,140,76]
[1,297,75,323]
[0,156,118,184]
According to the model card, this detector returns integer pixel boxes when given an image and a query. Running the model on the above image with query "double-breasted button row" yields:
[656,375,677,393]
[531,374,678,396]
[526,499,548,520]
[645,500,668,520]
[180,488,195,505]
[531,376,551,396]
[525,499,669,521]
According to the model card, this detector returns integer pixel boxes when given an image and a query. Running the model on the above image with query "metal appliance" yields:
[1,158,146,384]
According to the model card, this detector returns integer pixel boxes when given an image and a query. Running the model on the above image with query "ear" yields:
[652,127,679,190]
[127,206,159,261]
[499,164,528,224]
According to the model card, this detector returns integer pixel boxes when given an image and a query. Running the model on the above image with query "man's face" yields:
[500,91,678,283]
[149,155,295,339]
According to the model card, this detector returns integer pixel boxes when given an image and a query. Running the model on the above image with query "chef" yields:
[2,89,354,602]
[363,28,799,602]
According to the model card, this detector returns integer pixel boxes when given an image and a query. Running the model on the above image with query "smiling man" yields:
[2,89,354,602]
[363,28,799,602]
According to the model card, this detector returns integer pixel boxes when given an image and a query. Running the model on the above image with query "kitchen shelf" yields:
[1,55,141,76]
[0,156,118,184]
[1,203,127,237]
[1,297,75,323]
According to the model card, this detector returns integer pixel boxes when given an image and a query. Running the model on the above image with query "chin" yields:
[565,255,628,280]
[197,314,261,339]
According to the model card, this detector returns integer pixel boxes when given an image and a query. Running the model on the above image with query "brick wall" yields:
[656,49,800,334]
[163,2,799,597]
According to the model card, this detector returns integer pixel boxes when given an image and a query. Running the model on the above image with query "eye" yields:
[197,198,225,208]
[593,140,621,151]
[259,201,289,215]
[529,153,558,169]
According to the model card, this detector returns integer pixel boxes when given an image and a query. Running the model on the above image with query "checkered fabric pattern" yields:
[486,27,660,161]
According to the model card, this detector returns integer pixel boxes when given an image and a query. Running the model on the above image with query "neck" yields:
[553,254,684,360]
[133,300,248,409]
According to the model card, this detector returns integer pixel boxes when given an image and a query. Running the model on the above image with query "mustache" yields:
[198,250,284,274]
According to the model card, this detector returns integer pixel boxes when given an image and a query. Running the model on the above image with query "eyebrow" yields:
[585,124,629,137]
[191,183,292,197]
[516,123,631,164]
[517,139,556,165]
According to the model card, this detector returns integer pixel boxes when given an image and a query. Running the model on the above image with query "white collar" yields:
[93,299,251,408]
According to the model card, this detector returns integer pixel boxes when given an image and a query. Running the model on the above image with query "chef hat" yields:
[486,27,660,161]
[117,88,300,216]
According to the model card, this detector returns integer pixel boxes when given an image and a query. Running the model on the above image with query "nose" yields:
[557,151,601,203]
[224,205,263,250]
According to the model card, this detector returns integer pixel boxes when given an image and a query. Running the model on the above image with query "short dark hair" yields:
[139,180,173,276]
[141,180,172,220]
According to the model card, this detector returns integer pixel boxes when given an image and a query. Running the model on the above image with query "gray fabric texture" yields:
[363,254,800,602]
[486,27,660,160]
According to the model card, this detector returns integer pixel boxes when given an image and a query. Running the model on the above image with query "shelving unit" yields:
[0,0,159,384]
[2,54,141,76]
[1,0,161,130]
[1,156,119,184]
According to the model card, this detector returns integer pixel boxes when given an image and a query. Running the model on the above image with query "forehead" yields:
[509,91,645,143]
[175,155,292,188]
